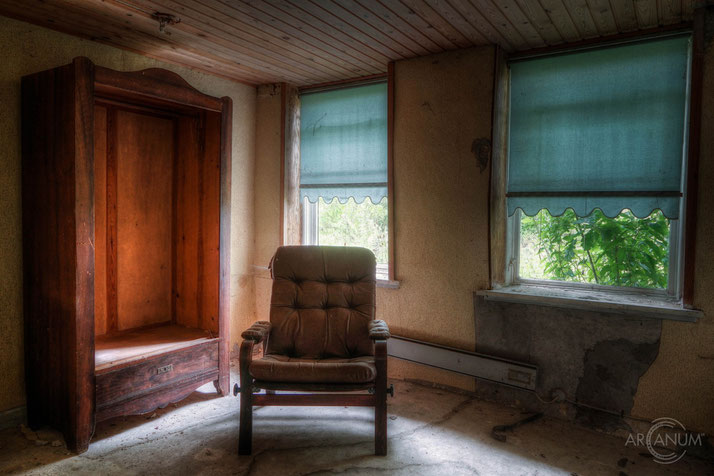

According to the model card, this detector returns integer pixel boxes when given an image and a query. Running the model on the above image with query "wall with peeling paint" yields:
[3,7,713,438]
[251,29,714,435]
[631,13,714,433]
[378,29,714,435]
[473,299,663,432]
[472,14,714,435]
[0,16,257,416]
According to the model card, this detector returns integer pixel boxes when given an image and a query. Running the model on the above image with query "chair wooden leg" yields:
[239,340,254,455]
[375,387,387,455]
[239,385,253,454]
[374,339,388,455]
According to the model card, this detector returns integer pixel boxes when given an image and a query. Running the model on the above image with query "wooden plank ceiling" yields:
[0,0,695,86]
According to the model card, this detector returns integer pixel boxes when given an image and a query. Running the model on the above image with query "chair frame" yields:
[237,332,389,455]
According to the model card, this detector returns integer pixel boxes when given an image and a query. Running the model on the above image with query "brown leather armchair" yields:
[236,246,392,455]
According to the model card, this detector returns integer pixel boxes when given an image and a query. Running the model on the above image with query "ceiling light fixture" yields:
[152,12,180,34]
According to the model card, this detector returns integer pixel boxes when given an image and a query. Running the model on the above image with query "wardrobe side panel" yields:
[21,57,95,453]
[21,64,76,436]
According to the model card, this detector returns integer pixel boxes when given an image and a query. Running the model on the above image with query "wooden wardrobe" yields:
[21,57,232,453]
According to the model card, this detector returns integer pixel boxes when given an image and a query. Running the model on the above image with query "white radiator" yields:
[388,335,538,391]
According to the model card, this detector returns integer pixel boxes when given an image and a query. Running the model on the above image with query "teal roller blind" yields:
[507,35,690,219]
[300,82,387,204]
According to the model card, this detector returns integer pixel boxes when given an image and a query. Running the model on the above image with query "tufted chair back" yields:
[267,246,376,359]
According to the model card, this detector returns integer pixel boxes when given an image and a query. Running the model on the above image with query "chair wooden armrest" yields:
[241,321,271,343]
[369,320,390,340]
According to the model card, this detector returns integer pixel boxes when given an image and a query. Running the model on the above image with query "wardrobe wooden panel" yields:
[116,110,174,330]
[94,104,108,336]
[173,112,221,333]
[200,111,221,334]
[175,116,200,329]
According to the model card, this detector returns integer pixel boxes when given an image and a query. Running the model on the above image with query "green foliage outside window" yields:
[317,197,388,264]
[519,209,670,289]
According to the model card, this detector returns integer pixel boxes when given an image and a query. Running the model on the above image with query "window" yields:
[506,35,691,297]
[299,82,390,280]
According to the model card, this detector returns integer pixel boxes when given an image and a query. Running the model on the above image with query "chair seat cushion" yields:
[249,354,376,384]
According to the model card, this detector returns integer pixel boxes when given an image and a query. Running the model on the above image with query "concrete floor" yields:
[1,363,712,475]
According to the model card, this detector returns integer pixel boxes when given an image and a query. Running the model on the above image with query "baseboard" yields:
[0,405,26,430]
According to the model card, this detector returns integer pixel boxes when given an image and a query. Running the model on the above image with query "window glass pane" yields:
[315,197,388,277]
[519,209,670,289]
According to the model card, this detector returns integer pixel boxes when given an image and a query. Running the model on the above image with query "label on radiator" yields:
[507,368,531,385]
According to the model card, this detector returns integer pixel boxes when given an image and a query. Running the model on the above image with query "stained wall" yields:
[472,18,714,434]
[3,5,714,438]
[379,47,495,389]
[251,28,714,435]
[252,84,283,332]
[631,15,714,432]
[251,46,497,391]
[0,15,257,416]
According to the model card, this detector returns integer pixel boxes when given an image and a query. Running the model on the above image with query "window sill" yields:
[377,279,400,289]
[476,284,702,322]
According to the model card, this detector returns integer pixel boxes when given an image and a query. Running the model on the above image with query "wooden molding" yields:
[509,22,693,61]
[387,62,396,281]
[682,7,707,306]
[488,47,510,287]
[279,83,286,246]
[218,95,233,394]
[283,84,302,245]
[299,73,388,93]
[94,62,223,112]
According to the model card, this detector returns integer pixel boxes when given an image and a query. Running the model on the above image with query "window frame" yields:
[301,198,391,281]
[500,33,693,302]
[506,211,684,299]
[295,67,396,284]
